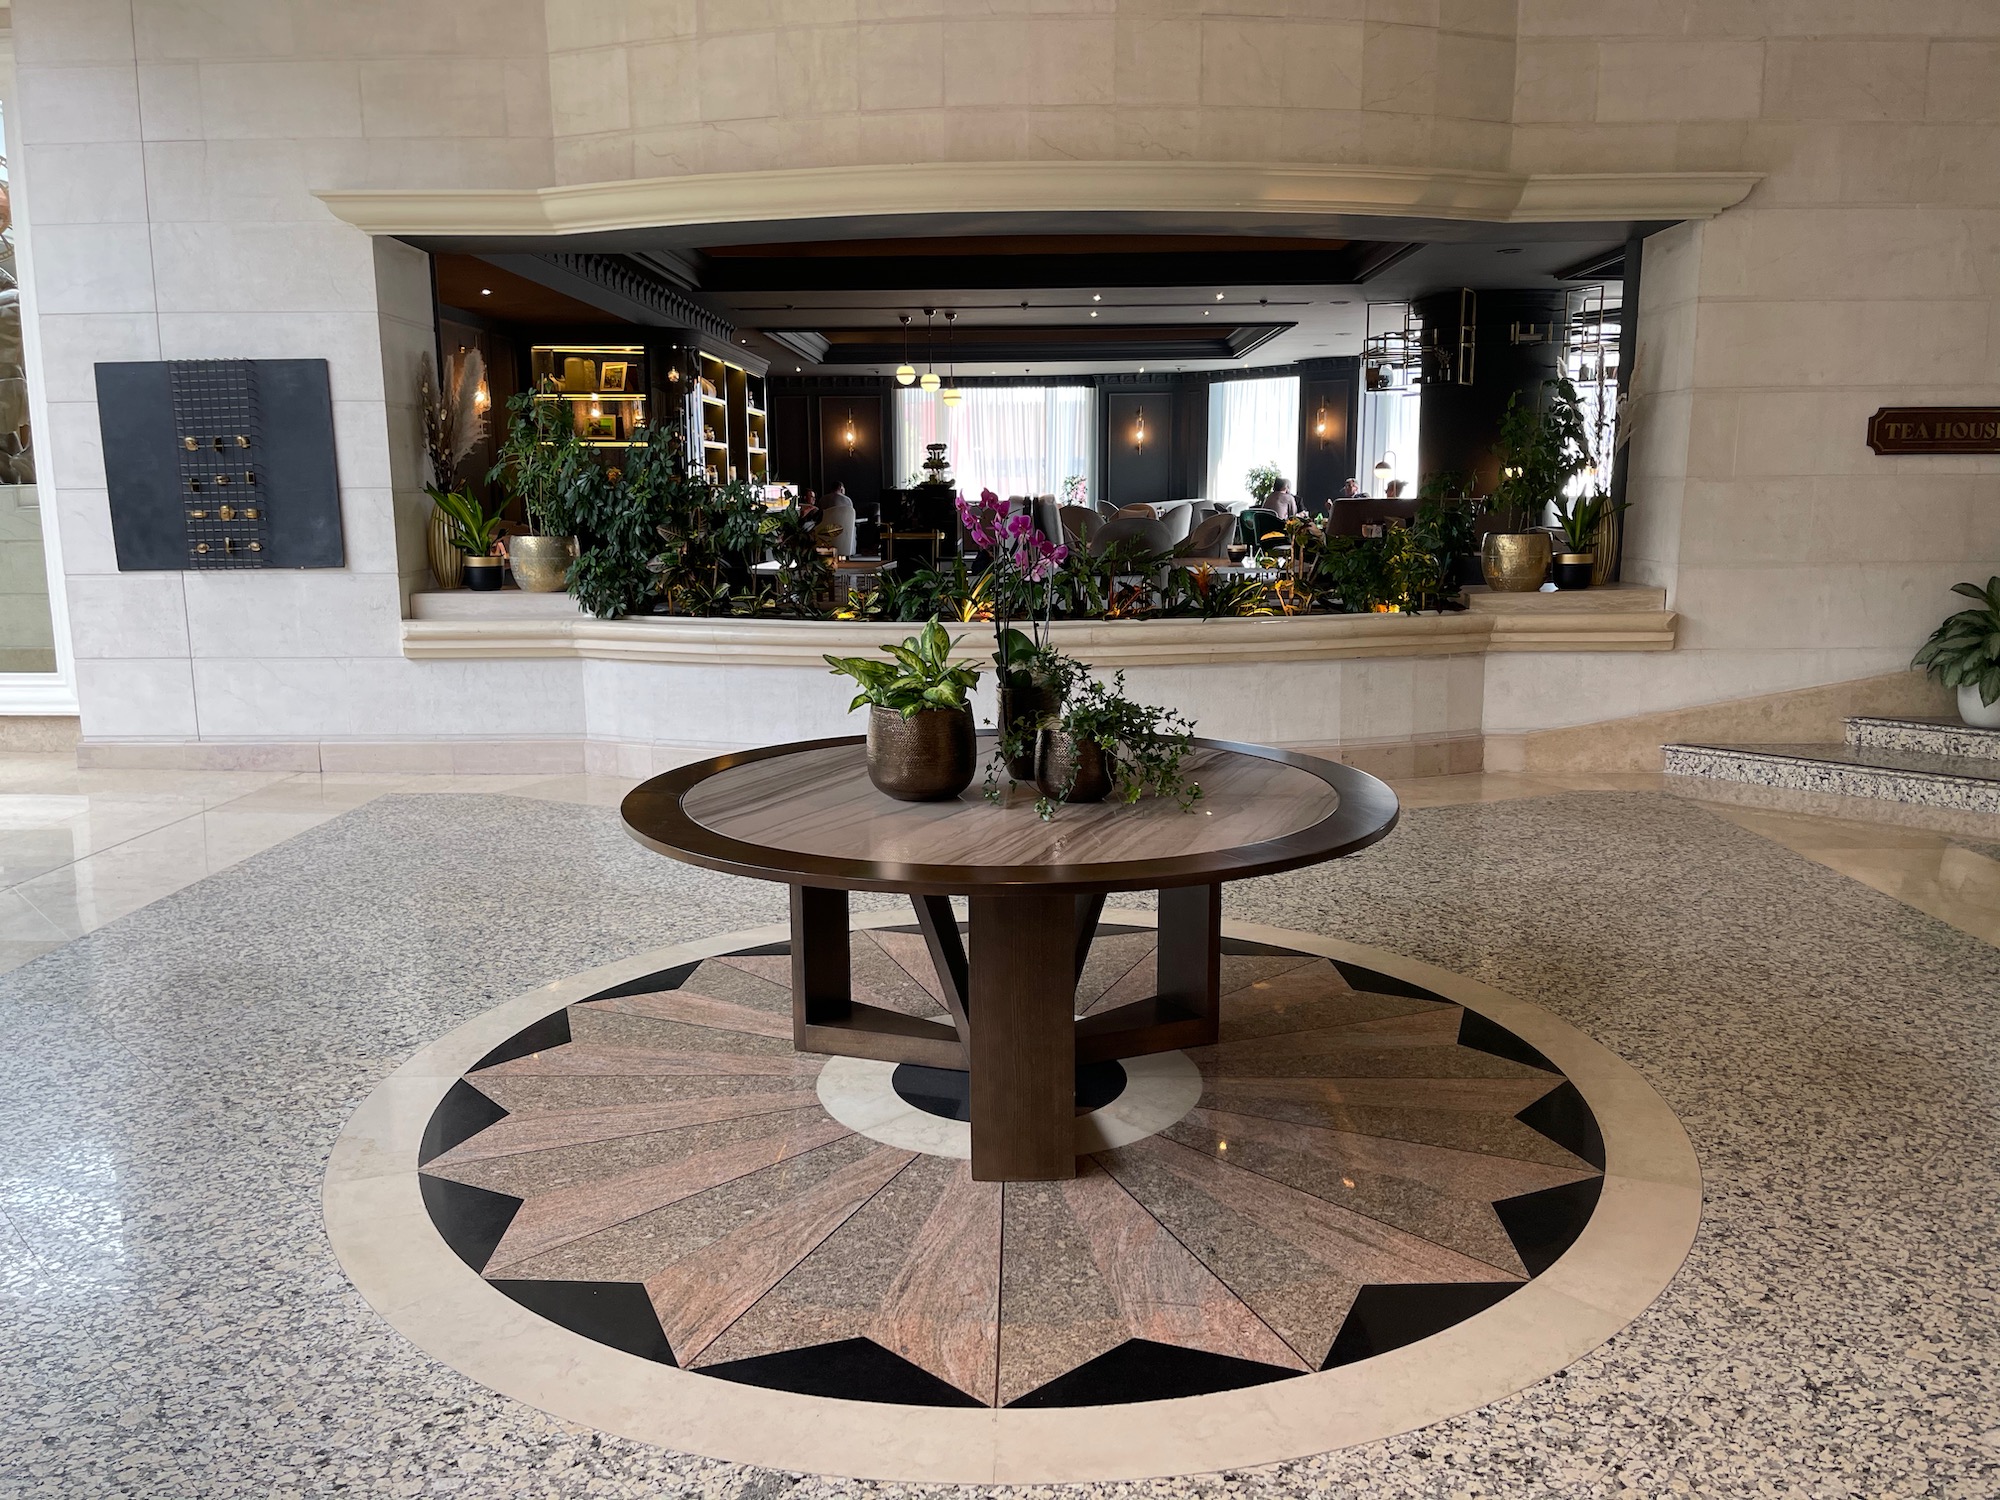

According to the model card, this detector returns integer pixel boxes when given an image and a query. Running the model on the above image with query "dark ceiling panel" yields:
[695,243,1419,293]
[807,322,1290,365]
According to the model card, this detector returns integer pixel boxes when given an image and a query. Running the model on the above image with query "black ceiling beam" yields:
[696,247,1417,294]
[805,324,1293,365]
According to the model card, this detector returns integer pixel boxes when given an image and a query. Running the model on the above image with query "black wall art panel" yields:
[95,358,344,571]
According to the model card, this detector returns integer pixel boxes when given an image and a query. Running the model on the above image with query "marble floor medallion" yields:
[327,911,1700,1483]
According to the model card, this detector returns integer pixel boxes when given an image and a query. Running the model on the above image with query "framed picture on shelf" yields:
[600,362,629,393]
[583,413,619,440]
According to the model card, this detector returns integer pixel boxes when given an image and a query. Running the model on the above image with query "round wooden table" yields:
[621,736,1399,1181]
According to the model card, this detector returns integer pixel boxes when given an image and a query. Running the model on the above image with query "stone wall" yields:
[11,0,2000,755]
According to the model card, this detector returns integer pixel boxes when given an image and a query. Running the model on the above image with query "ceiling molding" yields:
[318,161,1762,238]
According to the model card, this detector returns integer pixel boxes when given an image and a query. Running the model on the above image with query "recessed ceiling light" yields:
[480,288,491,296]
[1215,292,1225,301]
[1089,310,1098,318]
[1092,293,1101,302]
[1203,310,1210,316]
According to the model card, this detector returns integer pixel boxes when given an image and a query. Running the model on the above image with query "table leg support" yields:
[790,884,851,1044]
[967,892,1077,1182]
[1156,882,1223,1048]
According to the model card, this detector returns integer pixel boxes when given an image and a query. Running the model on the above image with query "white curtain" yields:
[1205,376,1299,504]
[895,386,1094,497]
[1359,387,1421,496]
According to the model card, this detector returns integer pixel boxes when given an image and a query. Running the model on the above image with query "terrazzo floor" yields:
[2,765,1997,1496]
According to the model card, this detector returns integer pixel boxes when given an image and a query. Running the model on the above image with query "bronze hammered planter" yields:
[509,534,577,593]
[866,704,976,802]
[997,679,1060,781]
[1036,729,1113,805]
[1481,531,1552,592]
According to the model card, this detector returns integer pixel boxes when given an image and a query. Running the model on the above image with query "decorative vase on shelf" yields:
[1591,506,1621,586]
[426,508,464,590]
[866,705,975,802]
[1481,531,1551,592]
[997,678,1060,781]
[1553,552,1594,590]
[1958,684,2000,730]
[509,534,576,593]
[1035,730,1113,805]
[462,555,504,592]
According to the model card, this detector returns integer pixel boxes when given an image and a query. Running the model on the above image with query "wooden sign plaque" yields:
[1866,406,2000,455]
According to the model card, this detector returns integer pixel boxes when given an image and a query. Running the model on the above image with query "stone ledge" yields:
[402,594,1676,666]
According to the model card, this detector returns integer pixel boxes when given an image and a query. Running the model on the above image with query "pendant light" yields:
[919,308,941,392]
[939,311,962,407]
[894,314,916,387]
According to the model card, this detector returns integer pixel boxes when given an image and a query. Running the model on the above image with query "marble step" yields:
[1662,740,2000,813]
[1845,714,2000,760]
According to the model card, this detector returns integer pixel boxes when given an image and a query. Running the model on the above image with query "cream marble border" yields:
[315,161,1760,238]
[815,1049,1204,1159]
[400,607,1677,668]
[325,909,1701,1485]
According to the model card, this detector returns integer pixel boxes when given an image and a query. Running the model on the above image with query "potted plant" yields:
[825,617,982,801]
[1913,577,2000,728]
[1485,378,1593,592]
[489,391,581,593]
[1548,491,1626,590]
[1035,669,1203,819]
[428,488,508,590]
[1246,462,1284,506]
[419,349,487,590]
[956,491,1068,780]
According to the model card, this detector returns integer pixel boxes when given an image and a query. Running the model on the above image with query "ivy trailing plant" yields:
[824,617,980,717]
[1038,670,1202,820]
[1913,577,2000,707]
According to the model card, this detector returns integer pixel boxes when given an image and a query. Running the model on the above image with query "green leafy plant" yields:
[1041,670,1202,818]
[1549,490,1626,555]
[1412,495,1478,602]
[426,486,506,556]
[824,617,981,718]
[1246,463,1284,504]
[1491,377,1594,532]
[487,390,589,536]
[1913,577,2000,707]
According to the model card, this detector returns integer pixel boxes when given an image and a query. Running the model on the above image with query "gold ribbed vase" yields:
[426,508,464,590]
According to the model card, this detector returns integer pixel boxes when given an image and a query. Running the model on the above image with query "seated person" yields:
[796,488,819,526]
[1384,479,1407,499]
[1265,478,1300,522]
[1338,478,1362,500]
[818,488,858,557]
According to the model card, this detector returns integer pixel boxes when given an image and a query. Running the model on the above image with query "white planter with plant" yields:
[1913,576,2000,729]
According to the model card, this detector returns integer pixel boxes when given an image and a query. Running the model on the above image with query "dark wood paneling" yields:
[968,892,1077,1181]
[770,393,813,493]
[1297,367,1357,512]
[818,395,883,509]
[1417,290,1566,496]
[1103,390,1176,506]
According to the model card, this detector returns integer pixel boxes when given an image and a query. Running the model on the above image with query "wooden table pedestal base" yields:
[788,884,1222,1181]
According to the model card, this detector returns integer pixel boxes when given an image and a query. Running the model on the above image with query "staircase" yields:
[1663,715,2000,814]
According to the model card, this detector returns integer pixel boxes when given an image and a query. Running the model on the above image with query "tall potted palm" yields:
[1485,377,1593,592]
[419,349,486,590]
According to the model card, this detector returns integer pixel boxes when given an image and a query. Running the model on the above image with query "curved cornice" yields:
[317,160,1761,238]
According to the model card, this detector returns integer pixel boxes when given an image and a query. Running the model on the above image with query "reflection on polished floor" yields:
[2,752,1997,1495]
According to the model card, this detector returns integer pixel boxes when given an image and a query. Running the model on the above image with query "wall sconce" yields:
[1133,404,1148,456]
[1313,404,1329,443]
[842,408,858,449]
[475,381,490,412]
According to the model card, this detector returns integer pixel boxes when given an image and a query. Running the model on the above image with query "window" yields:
[895,386,1094,498]
[1206,376,1298,504]
[1359,385,1420,497]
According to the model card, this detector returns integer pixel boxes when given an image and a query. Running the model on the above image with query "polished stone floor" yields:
[1,753,1997,1495]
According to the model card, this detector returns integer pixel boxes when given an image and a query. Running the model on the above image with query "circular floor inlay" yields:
[327,913,1701,1483]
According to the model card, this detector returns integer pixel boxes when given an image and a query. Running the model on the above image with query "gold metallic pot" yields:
[1036,729,1113,805]
[1480,531,1552,592]
[426,508,464,590]
[509,533,577,593]
[866,705,976,802]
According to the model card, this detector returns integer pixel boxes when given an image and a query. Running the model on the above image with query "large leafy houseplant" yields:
[1913,577,2000,708]
[824,617,980,718]
[1491,377,1594,533]
[1246,463,1284,504]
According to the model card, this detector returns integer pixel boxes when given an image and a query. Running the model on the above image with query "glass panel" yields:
[0,99,55,673]
[896,385,1094,499]
[1205,376,1299,505]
